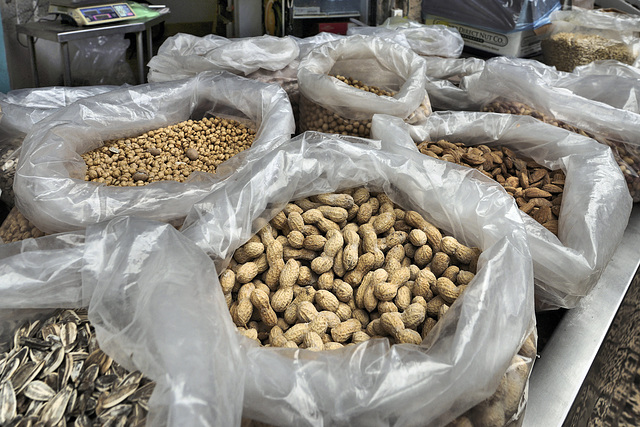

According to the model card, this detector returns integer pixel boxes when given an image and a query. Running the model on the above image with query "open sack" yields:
[371,112,632,309]
[0,217,243,426]
[297,35,430,137]
[181,131,535,426]
[0,86,121,207]
[465,56,640,202]
[541,8,640,72]
[13,71,295,234]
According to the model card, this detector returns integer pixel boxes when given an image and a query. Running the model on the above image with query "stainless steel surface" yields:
[16,13,168,86]
[61,42,72,86]
[524,205,640,426]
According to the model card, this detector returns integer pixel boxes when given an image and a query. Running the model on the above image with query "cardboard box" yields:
[425,15,542,57]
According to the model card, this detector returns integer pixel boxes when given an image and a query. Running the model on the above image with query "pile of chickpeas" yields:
[82,116,256,186]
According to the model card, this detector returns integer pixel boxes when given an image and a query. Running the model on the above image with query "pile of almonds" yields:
[417,140,564,235]
[0,207,46,243]
[81,116,256,186]
[483,99,640,202]
[219,187,482,350]
[298,75,395,138]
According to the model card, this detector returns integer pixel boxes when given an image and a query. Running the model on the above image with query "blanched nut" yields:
[220,188,481,351]
[82,117,255,186]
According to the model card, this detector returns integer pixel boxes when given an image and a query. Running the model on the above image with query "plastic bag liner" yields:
[180,131,534,426]
[371,112,632,309]
[297,35,429,121]
[147,33,300,83]
[13,71,295,234]
[540,8,640,71]
[0,86,121,207]
[423,56,485,111]
[347,20,464,58]
[0,217,243,426]
[465,56,640,202]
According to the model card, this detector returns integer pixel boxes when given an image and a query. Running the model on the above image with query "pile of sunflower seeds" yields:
[0,309,154,427]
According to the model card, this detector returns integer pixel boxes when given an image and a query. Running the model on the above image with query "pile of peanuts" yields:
[483,99,640,202]
[298,75,395,138]
[418,140,564,236]
[81,117,256,186]
[0,207,46,243]
[219,187,482,350]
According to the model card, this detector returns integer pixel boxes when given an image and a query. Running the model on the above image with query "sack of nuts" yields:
[0,217,243,425]
[540,8,640,72]
[347,20,465,58]
[0,86,121,207]
[297,35,431,138]
[371,112,632,309]
[181,131,535,426]
[13,71,295,233]
[466,56,640,203]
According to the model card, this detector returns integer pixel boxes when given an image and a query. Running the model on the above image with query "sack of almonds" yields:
[371,111,632,309]
[465,56,640,203]
[13,71,295,233]
[347,20,465,58]
[0,86,120,207]
[540,8,640,72]
[422,56,485,111]
[297,35,431,138]
[181,131,535,426]
[0,217,243,425]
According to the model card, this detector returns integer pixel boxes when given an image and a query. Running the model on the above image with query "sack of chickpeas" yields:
[371,111,632,309]
[347,20,465,58]
[181,131,536,426]
[13,70,295,233]
[0,86,121,207]
[297,35,430,138]
[466,56,640,203]
[0,217,244,425]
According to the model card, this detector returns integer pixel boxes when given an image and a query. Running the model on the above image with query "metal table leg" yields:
[27,36,39,87]
[145,27,153,64]
[60,42,72,86]
[135,30,144,84]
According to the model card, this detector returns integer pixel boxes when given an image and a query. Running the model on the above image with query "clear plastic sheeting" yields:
[347,20,464,58]
[147,33,300,82]
[297,35,429,121]
[14,71,295,233]
[0,217,243,426]
[0,86,121,207]
[0,85,121,135]
[423,56,485,111]
[181,131,534,426]
[372,112,632,309]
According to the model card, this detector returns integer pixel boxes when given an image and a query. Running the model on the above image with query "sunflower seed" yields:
[72,414,90,427]
[100,382,138,410]
[11,360,44,394]
[77,364,99,393]
[95,375,117,393]
[60,323,77,350]
[0,380,17,424]
[39,385,73,426]
[23,382,55,402]
[128,382,154,403]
